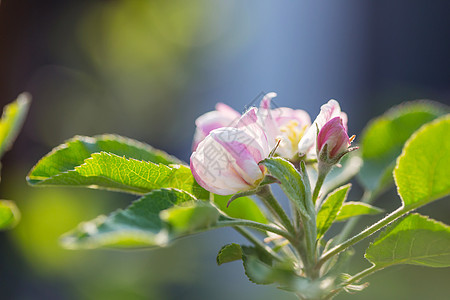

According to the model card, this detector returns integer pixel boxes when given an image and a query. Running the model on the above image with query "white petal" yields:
[298,99,343,156]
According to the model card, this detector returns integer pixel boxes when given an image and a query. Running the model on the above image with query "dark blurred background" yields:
[1,1,450,299]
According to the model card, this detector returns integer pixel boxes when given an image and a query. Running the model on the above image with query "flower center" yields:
[280,120,307,153]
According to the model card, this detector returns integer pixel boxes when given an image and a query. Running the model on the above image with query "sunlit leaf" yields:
[316,184,351,239]
[61,189,198,249]
[358,101,448,193]
[213,194,267,224]
[0,94,30,230]
[160,201,219,234]
[0,93,30,159]
[335,202,384,222]
[28,134,182,183]
[28,151,208,199]
[394,115,450,209]
[365,213,450,268]
[0,200,20,230]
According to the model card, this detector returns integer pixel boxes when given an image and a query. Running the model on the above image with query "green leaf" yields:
[215,242,279,285]
[365,213,450,268]
[335,202,384,222]
[394,115,450,209]
[0,200,21,230]
[0,93,30,159]
[28,151,208,199]
[243,251,276,285]
[241,245,278,285]
[0,94,29,230]
[217,243,332,296]
[61,189,198,249]
[216,243,243,265]
[260,157,310,219]
[358,101,448,193]
[242,245,334,297]
[316,184,351,239]
[28,134,182,184]
[160,201,219,234]
[213,194,267,224]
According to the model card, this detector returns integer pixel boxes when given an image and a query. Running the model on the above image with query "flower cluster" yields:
[190,93,355,195]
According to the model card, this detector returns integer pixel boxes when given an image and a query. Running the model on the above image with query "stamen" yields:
[279,120,307,154]
[269,139,282,158]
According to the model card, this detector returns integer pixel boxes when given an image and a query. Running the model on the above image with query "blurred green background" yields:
[0,0,449,299]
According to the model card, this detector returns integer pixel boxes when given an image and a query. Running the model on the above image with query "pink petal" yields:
[215,103,241,119]
[192,104,241,151]
[259,92,277,109]
[317,117,350,158]
[190,136,253,195]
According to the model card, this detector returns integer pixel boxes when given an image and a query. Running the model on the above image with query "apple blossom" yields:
[192,103,241,151]
[192,93,315,161]
[190,108,271,195]
[298,99,348,158]
[312,116,356,203]
[317,116,353,162]
[259,93,311,159]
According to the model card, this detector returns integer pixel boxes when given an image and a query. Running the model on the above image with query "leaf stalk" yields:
[317,206,408,270]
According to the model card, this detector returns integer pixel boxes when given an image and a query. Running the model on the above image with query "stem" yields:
[334,190,374,245]
[345,265,379,286]
[233,226,283,261]
[317,206,408,270]
[220,219,308,267]
[302,213,318,278]
[325,265,380,299]
[257,185,295,233]
[312,171,326,204]
[312,162,331,204]
[299,179,318,278]
[217,219,294,241]
[295,209,303,233]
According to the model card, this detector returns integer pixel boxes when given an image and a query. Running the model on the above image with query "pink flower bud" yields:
[317,117,351,161]
[298,99,347,158]
[192,103,241,151]
[190,108,271,195]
